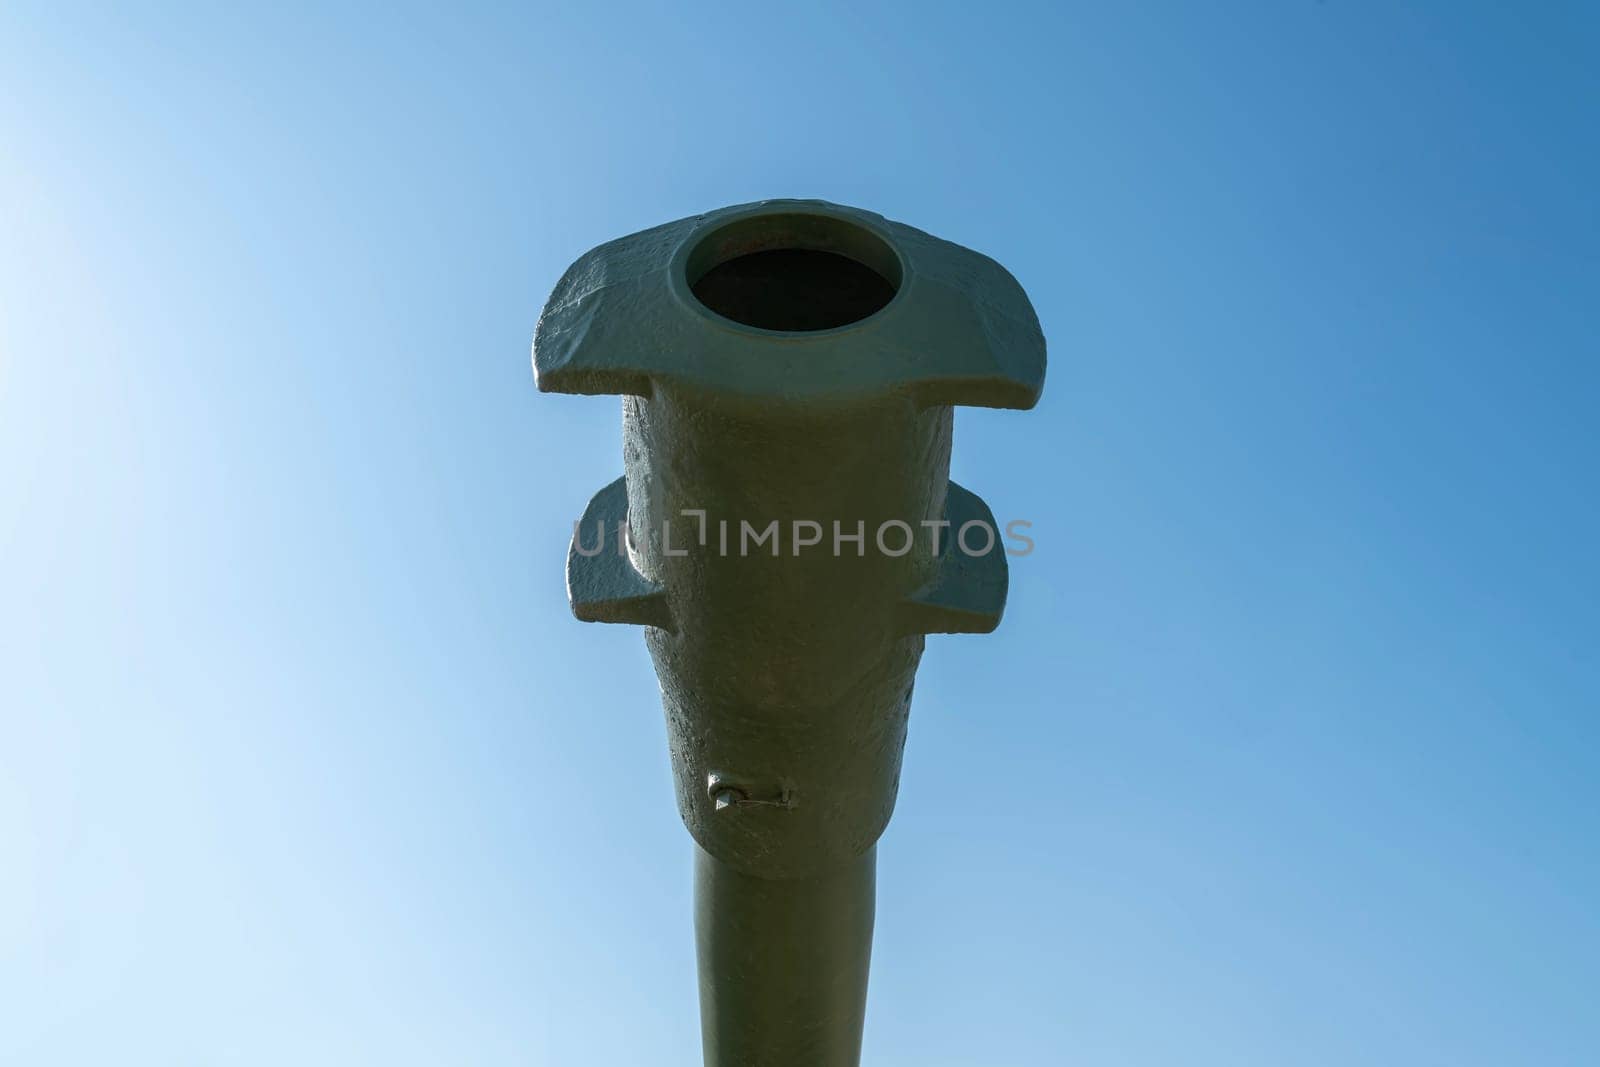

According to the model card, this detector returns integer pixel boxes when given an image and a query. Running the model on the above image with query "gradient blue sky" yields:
[3,3,1596,1064]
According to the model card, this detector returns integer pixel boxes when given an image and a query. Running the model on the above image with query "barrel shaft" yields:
[537,200,1046,1066]
[695,846,876,1067]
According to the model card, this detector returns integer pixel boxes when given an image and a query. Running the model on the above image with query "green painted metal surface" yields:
[534,199,1045,1066]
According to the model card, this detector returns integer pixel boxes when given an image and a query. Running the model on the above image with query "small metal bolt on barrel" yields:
[533,199,1046,1066]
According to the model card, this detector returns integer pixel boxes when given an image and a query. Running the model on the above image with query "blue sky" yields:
[2,3,1596,1064]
